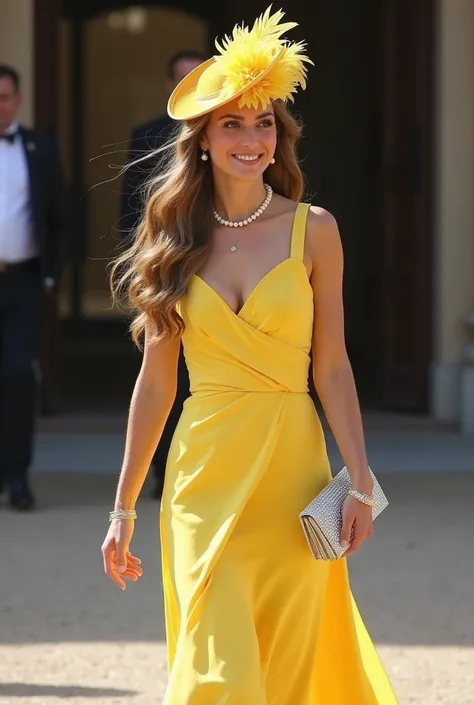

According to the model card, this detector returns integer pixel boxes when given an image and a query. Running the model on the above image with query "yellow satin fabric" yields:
[160,203,398,704]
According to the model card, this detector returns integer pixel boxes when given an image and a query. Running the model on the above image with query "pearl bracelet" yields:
[348,488,375,507]
[109,509,137,521]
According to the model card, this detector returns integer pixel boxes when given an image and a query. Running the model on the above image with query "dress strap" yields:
[290,203,311,261]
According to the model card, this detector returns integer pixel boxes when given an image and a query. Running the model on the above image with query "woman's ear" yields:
[199,130,208,151]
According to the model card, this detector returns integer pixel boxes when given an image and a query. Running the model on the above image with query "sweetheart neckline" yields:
[192,258,308,318]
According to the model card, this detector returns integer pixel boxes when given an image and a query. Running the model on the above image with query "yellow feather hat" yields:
[167,5,313,121]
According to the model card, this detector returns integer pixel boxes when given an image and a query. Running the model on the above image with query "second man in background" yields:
[121,50,205,499]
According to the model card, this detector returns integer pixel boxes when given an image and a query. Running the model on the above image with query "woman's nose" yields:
[240,129,259,149]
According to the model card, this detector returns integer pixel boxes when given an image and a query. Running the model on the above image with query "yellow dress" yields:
[160,203,398,704]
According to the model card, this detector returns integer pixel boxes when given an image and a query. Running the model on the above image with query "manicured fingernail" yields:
[121,586,126,591]
[118,565,126,573]
[340,540,348,547]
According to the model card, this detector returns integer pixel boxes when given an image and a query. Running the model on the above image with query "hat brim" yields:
[167,50,284,121]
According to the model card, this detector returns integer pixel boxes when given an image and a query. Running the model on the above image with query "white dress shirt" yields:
[0,121,39,262]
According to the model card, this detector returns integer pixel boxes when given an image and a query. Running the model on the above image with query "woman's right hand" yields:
[101,518,143,590]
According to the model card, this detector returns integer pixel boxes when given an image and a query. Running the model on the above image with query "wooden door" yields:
[380,0,435,410]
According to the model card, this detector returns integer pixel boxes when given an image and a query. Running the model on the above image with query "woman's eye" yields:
[222,120,274,129]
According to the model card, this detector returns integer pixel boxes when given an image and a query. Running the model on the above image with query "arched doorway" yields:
[38,1,222,410]
[58,3,214,322]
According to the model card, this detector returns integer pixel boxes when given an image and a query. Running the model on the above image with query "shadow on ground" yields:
[0,683,137,698]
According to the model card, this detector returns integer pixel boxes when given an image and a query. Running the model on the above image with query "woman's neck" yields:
[213,179,267,223]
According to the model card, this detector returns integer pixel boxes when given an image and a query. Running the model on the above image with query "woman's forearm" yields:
[314,363,373,493]
[114,374,176,510]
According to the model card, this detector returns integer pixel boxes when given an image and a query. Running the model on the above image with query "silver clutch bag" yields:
[299,467,389,560]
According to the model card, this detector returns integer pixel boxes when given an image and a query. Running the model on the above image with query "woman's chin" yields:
[228,162,267,181]
[212,160,268,182]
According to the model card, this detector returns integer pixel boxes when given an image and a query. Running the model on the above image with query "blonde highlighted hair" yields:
[111,100,305,347]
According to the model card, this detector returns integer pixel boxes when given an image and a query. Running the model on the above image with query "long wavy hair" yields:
[111,100,305,347]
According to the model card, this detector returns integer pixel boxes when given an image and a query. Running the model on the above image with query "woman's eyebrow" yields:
[218,111,275,121]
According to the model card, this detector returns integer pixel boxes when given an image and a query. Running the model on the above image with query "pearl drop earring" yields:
[201,150,209,161]
[270,157,275,164]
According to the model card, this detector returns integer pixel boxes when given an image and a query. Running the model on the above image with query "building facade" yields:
[1,0,473,424]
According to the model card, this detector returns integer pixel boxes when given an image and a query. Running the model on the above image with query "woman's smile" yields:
[231,153,264,164]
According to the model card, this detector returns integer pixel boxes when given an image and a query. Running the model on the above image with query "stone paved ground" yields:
[1,471,473,705]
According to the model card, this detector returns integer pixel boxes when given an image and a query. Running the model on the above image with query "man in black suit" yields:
[0,65,69,510]
[121,50,205,236]
[121,50,205,499]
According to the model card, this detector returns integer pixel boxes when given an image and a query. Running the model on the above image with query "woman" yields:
[102,7,398,704]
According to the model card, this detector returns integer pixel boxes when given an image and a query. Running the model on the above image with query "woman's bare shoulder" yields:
[306,206,342,262]
[307,205,338,229]
[268,196,339,236]
[272,197,337,224]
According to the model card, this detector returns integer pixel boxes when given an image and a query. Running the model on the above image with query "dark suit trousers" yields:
[0,259,41,487]
[151,346,189,487]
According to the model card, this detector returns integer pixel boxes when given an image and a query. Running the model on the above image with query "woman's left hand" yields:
[340,495,374,556]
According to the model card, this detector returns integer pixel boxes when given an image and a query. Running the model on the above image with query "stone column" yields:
[431,0,474,422]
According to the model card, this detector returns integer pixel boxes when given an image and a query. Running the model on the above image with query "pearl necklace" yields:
[213,183,273,233]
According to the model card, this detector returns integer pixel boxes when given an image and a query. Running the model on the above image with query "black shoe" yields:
[9,484,36,511]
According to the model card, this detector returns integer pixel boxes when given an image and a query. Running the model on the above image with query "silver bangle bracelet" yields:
[348,488,375,507]
[109,509,137,521]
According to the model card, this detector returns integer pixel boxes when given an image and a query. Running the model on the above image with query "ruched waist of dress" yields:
[188,385,309,396]
[184,351,311,397]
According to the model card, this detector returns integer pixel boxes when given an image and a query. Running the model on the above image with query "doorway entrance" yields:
[50,2,217,410]
[58,4,210,320]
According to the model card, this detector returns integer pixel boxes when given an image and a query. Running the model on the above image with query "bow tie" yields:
[0,132,17,144]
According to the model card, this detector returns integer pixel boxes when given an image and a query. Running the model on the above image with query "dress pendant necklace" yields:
[213,183,273,252]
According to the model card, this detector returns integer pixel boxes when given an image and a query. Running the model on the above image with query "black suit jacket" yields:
[120,114,176,237]
[18,126,70,282]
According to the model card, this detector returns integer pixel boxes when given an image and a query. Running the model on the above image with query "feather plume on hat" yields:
[167,5,313,120]
[215,6,313,109]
